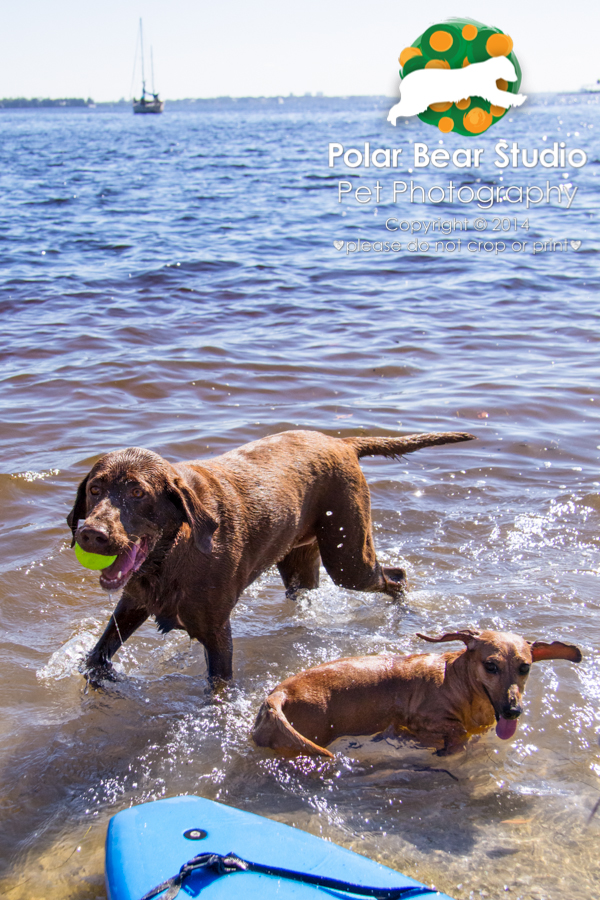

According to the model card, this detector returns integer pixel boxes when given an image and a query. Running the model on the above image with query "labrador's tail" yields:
[344,431,475,461]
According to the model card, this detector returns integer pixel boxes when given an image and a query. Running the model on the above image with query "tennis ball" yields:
[74,543,117,570]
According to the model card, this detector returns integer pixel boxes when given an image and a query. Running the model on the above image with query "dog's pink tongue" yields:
[496,717,518,740]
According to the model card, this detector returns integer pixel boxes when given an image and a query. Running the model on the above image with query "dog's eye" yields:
[131,487,145,499]
[519,663,531,676]
[89,485,100,496]
[484,660,499,674]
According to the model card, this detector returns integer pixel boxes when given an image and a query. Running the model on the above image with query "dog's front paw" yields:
[382,566,407,597]
[81,655,121,688]
[435,741,466,757]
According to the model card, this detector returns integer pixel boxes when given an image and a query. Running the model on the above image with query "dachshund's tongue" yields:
[99,541,148,592]
[496,716,518,740]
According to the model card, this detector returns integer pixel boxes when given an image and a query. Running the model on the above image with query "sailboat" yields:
[133,19,164,114]
[581,79,600,93]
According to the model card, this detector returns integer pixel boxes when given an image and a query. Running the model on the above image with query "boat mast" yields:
[139,19,146,98]
[151,47,156,96]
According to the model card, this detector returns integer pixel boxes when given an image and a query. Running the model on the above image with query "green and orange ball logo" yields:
[398,18,521,136]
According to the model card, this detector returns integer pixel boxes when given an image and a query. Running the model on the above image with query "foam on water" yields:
[36,629,98,681]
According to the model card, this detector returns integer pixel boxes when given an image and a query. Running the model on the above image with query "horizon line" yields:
[0,89,591,107]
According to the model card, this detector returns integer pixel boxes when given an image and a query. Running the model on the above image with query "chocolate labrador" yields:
[252,629,582,757]
[67,429,474,682]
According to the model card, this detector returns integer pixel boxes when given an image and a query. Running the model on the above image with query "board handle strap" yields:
[139,850,438,900]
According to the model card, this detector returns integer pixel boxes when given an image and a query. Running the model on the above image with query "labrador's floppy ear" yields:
[417,629,480,650]
[528,640,582,664]
[167,474,218,555]
[66,474,90,547]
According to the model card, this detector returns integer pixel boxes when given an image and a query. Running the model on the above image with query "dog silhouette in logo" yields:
[388,56,526,125]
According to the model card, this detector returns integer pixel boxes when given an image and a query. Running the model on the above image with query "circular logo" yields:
[398,18,522,135]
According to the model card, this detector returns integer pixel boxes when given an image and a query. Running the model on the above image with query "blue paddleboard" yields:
[105,795,455,900]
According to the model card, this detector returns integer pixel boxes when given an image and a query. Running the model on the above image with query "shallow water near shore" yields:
[0,96,599,899]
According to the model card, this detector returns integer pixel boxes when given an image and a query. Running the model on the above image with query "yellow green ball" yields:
[74,543,117,570]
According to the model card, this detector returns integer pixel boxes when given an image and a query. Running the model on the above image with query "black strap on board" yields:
[138,850,437,900]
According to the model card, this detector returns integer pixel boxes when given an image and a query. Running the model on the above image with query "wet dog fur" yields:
[251,629,582,756]
[67,429,474,683]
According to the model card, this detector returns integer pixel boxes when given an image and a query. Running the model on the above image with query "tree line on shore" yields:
[0,98,94,108]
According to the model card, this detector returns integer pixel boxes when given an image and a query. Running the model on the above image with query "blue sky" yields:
[1,1,598,101]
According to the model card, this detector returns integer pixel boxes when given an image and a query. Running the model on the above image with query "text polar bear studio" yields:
[388,56,526,125]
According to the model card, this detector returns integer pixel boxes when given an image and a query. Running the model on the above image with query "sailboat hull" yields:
[133,99,164,114]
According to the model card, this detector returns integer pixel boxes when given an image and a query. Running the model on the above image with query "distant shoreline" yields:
[0,91,593,111]
[0,97,94,108]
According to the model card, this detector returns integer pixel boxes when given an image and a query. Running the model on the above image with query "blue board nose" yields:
[105,795,454,900]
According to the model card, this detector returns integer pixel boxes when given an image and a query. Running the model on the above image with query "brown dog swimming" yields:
[67,429,474,682]
[251,629,582,757]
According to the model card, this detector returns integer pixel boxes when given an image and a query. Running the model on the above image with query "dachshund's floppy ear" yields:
[66,474,90,547]
[167,475,218,555]
[417,630,480,651]
[528,640,582,664]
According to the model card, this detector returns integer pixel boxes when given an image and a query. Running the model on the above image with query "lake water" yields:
[0,95,599,900]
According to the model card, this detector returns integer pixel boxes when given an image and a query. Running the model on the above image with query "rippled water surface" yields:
[1,96,599,900]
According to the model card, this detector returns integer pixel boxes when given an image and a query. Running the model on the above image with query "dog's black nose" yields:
[502,705,522,720]
[77,524,110,551]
